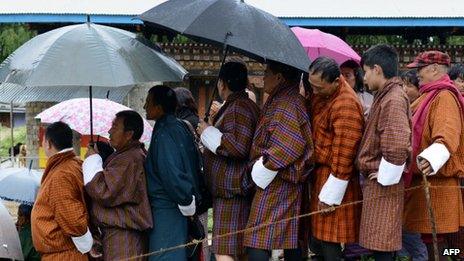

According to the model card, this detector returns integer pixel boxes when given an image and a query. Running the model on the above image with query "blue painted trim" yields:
[0,14,463,27]
[282,18,464,27]
[0,14,143,24]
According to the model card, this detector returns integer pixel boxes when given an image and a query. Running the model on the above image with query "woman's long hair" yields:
[174,87,198,115]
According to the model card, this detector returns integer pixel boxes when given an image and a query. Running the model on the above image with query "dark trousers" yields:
[309,237,342,260]
[373,251,394,261]
[247,248,303,261]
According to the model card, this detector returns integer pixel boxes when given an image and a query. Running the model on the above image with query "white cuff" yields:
[200,126,223,154]
[71,228,93,254]
[417,143,450,176]
[251,156,278,189]
[178,195,196,216]
[378,157,405,186]
[83,154,103,185]
[318,174,349,205]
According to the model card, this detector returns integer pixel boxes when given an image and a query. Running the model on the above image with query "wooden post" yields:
[422,172,439,261]
[10,101,14,164]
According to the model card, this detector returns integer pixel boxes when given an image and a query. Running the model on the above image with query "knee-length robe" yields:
[201,91,260,255]
[31,150,90,261]
[310,79,363,244]
[145,114,200,261]
[84,141,153,260]
[404,76,464,234]
[243,83,314,250]
[356,78,412,251]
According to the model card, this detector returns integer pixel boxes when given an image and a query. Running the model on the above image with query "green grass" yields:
[0,126,26,157]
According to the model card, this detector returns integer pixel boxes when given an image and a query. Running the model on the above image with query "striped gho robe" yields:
[31,150,91,261]
[243,83,314,250]
[309,79,363,244]
[83,141,153,261]
[356,78,412,251]
[201,91,260,255]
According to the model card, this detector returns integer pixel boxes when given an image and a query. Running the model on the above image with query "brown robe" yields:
[85,141,152,260]
[356,78,412,251]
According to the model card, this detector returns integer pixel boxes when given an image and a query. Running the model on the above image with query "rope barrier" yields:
[118,184,464,261]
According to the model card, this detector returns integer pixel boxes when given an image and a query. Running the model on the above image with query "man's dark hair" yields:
[218,61,248,92]
[401,69,419,88]
[148,85,178,114]
[361,44,399,79]
[45,121,73,151]
[340,60,365,93]
[115,110,144,141]
[309,56,341,83]
[449,63,464,81]
[268,60,302,84]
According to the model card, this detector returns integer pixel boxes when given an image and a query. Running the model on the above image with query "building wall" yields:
[25,102,56,169]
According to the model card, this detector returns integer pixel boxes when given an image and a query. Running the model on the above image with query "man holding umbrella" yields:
[245,61,313,261]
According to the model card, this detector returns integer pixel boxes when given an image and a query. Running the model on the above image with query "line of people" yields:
[28,44,463,261]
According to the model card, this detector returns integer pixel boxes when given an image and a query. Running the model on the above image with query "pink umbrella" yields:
[35,98,153,142]
[291,27,361,65]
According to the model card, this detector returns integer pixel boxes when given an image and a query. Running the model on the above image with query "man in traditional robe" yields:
[83,110,152,260]
[244,61,314,261]
[198,61,260,261]
[356,44,412,260]
[32,122,93,260]
[144,85,199,261]
[404,51,464,260]
[307,57,363,260]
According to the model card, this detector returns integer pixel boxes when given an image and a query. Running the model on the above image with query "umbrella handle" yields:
[204,45,229,122]
[89,85,94,145]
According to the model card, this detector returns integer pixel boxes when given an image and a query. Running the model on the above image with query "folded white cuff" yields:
[71,228,93,254]
[251,156,278,189]
[318,174,349,205]
[200,126,223,154]
[417,143,450,176]
[178,195,196,216]
[83,154,103,185]
[378,157,405,186]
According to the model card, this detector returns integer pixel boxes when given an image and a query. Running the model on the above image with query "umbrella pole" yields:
[204,45,229,122]
[89,85,94,144]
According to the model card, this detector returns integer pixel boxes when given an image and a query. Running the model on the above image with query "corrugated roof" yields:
[0,83,133,103]
[0,0,463,18]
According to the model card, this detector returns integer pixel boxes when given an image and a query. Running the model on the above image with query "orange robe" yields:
[310,80,363,243]
[31,150,89,261]
[404,90,464,233]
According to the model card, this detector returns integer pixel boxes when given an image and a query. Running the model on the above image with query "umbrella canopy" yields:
[0,168,42,205]
[0,201,25,260]
[291,27,361,65]
[139,0,310,71]
[35,98,153,142]
[0,22,188,87]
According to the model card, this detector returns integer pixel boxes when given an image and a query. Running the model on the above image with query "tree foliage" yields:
[0,24,37,63]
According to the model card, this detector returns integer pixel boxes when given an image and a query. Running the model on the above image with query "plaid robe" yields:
[244,83,314,250]
[85,141,152,260]
[356,78,412,251]
[404,90,464,234]
[310,80,363,244]
[31,150,89,260]
[203,91,260,255]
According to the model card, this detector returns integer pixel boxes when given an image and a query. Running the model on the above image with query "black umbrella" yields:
[140,0,310,119]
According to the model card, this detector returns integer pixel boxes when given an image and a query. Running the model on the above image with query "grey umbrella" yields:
[0,21,188,139]
[0,201,23,260]
[140,0,310,119]
[139,0,309,72]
